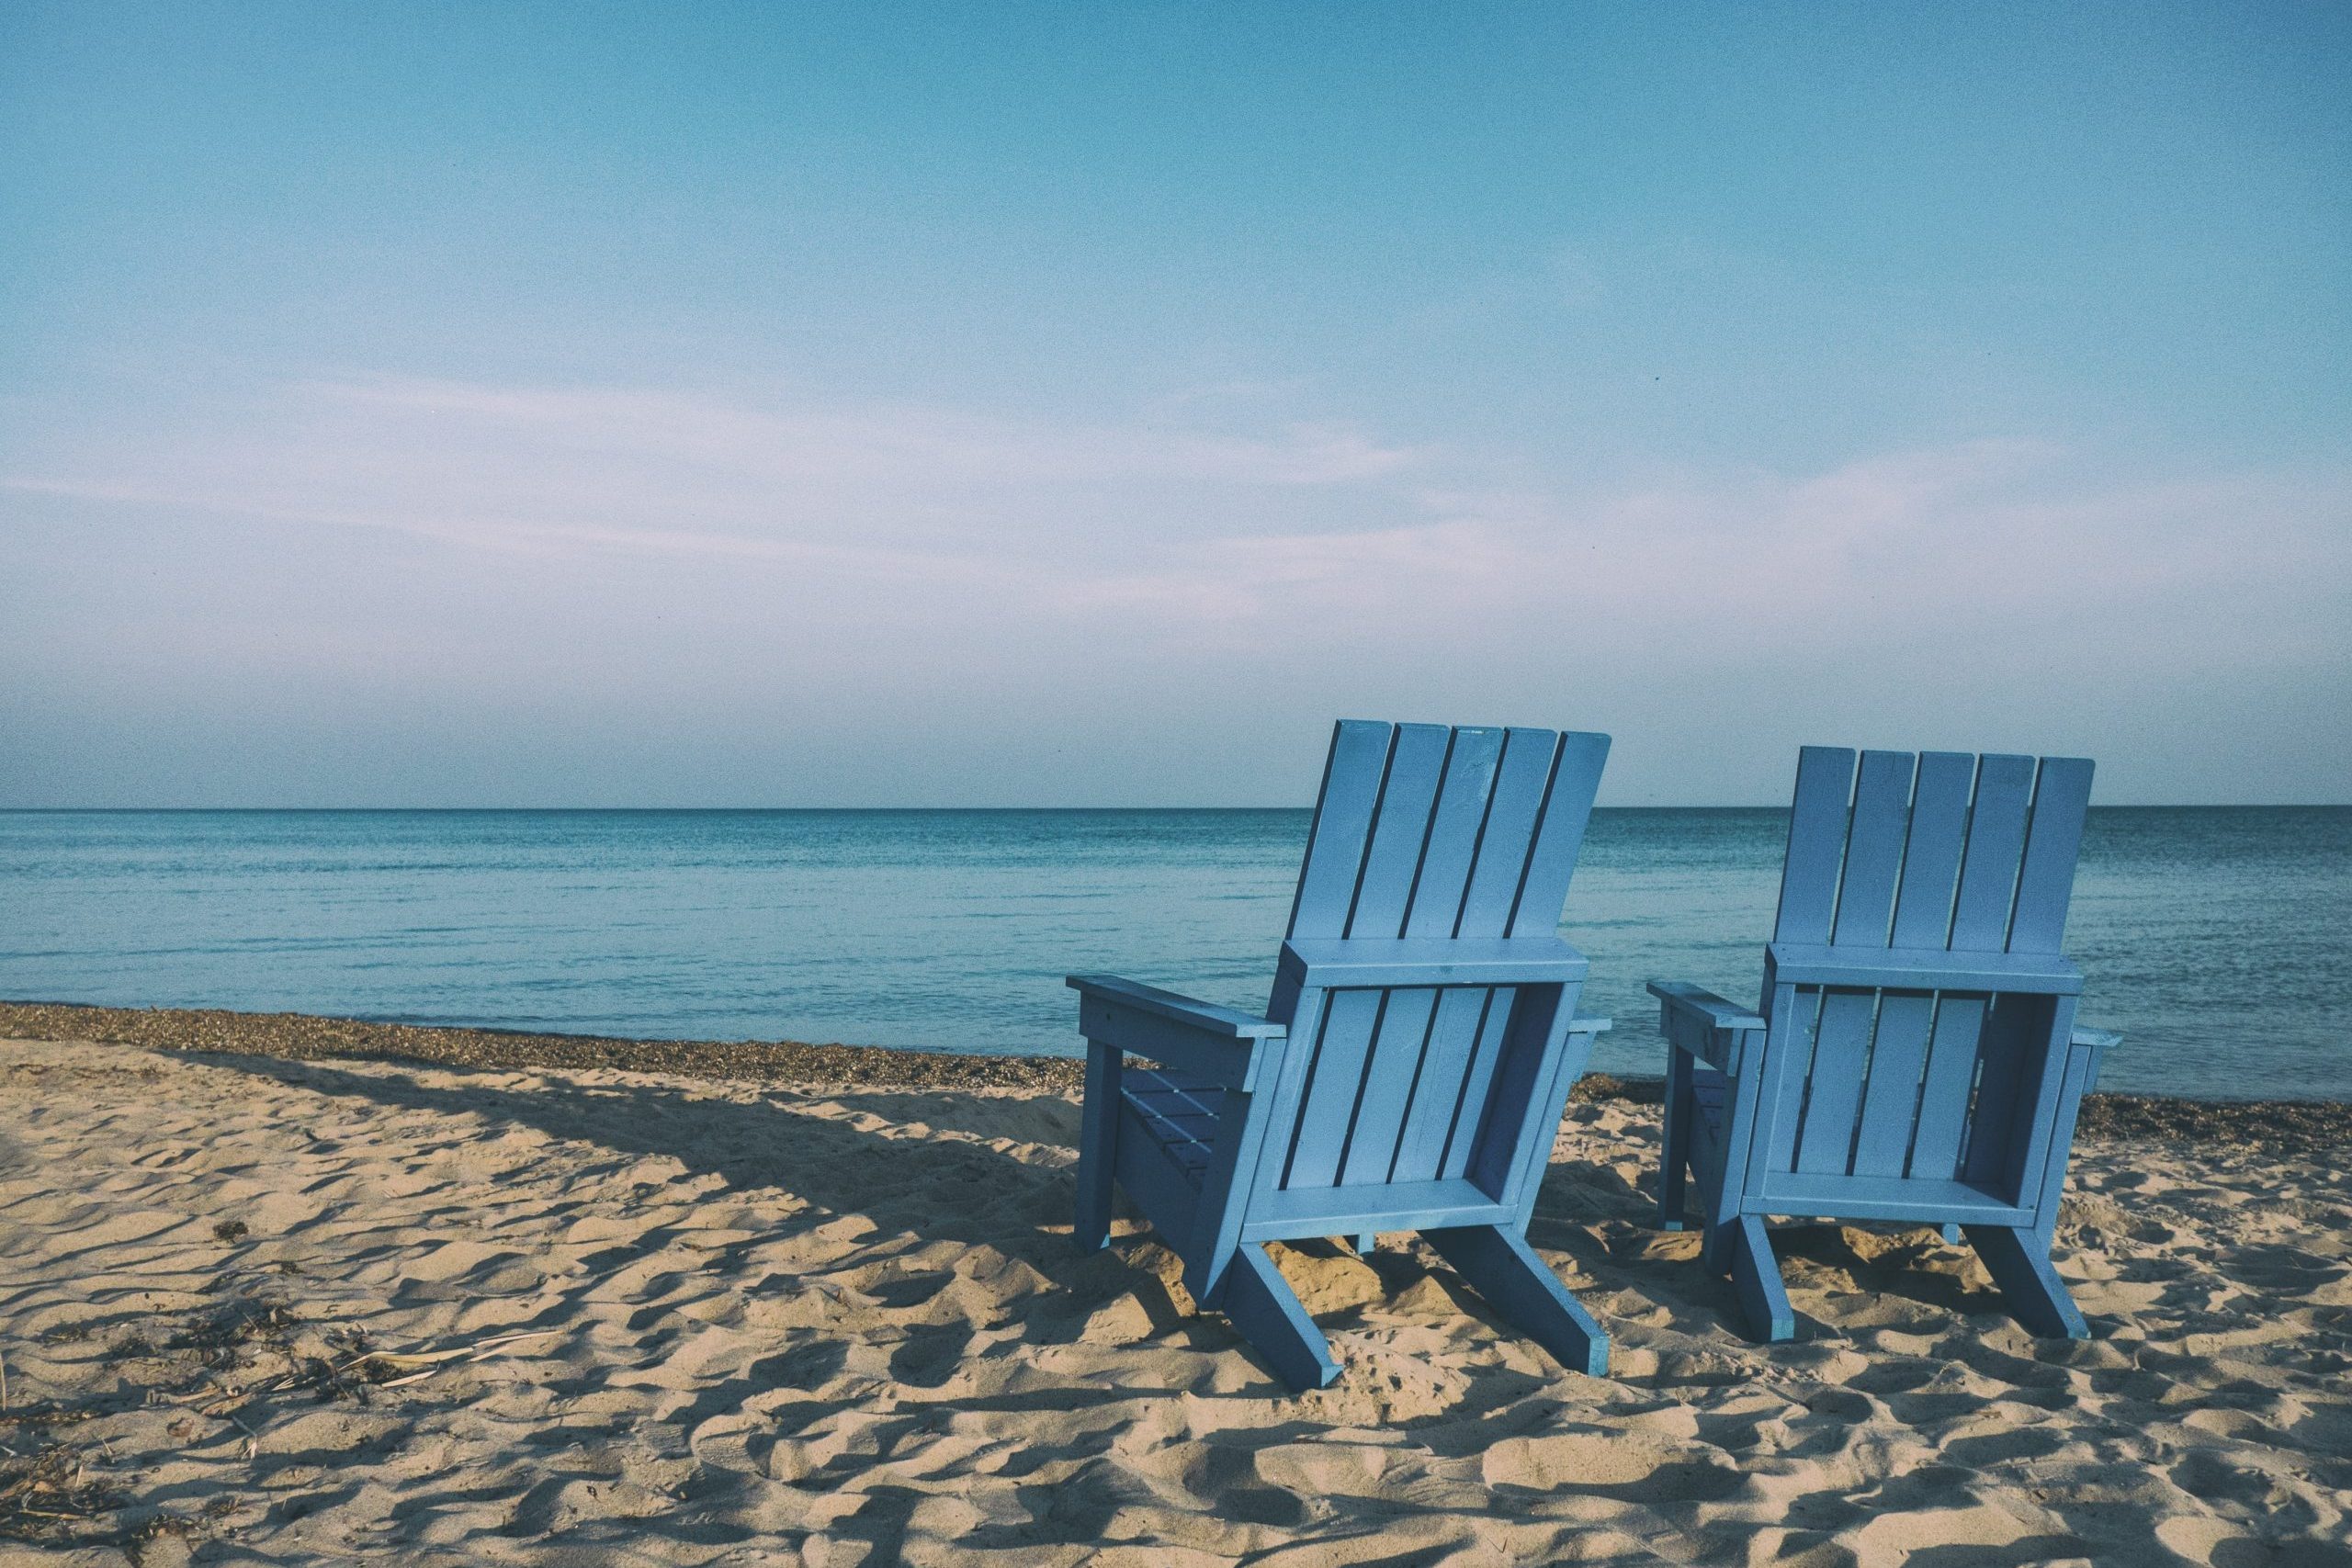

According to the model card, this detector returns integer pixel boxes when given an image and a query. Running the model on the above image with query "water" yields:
[2,808,2345,1100]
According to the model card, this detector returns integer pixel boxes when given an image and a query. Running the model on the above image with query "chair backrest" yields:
[1261,720,1609,1195]
[1774,748,2094,956]
[1761,748,2096,1197]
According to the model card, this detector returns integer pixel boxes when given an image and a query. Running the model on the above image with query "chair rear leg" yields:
[1216,1242,1341,1391]
[1964,1224,2088,1339]
[1424,1224,1609,1377]
[1732,1214,1795,1342]
[1696,1124,1744,1277]
[1073,1042,1121,1252]
[1658,1047,1693,1231]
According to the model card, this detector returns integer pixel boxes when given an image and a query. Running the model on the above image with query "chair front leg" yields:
[1731,1214,1795,1342]
[1424,1224,1609,1378]
[1965,1224,2088,1339]
[1217,1242,1341,1391]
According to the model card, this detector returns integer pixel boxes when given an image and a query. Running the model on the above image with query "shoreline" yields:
[4,998,2347,1155]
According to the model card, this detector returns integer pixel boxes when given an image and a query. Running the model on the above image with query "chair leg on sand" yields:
[1217,1243,1341,1391]
[1965,1224,2088,1339]
[1424,1225,1610,1378]
[1732,1214,1796,1342]
[1701,1204,1742,1276]
[1073,1043,1120,1253]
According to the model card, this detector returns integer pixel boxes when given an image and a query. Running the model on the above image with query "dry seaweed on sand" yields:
[1,1436,242,1560]
[0,1440,123,1546]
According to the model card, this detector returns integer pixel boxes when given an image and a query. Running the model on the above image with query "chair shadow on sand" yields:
[200,1051,2030,1385]
[165,1053,2168,1565]
[169,1053,1694,1560]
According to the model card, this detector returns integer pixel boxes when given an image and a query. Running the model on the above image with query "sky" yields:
[2,2,2346,807]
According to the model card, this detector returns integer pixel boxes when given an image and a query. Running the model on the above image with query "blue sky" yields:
[3,1,2346,805]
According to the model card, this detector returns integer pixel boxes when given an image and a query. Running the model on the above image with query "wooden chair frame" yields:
[1651,747,2120,1342]
[1069,720,1614,1389]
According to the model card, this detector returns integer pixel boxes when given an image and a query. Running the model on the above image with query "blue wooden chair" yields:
[1069,719,1614,1390]
[1649,747,2121,1343]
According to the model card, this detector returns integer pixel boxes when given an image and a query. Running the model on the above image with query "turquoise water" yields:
[1,808,2345,1100]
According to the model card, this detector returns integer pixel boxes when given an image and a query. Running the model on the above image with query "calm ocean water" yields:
[2,808,2346,1101]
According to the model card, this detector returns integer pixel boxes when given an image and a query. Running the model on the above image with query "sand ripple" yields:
[3,1037,2348,1565]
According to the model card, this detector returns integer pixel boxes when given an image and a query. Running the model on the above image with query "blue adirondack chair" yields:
[1069,719,1614,1390]
[1649,747,2121,1343]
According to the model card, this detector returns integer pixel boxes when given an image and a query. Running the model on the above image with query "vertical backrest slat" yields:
[1831,750,1917,948]
[1792,989,1876,1173]
[1344,725,1453,938]
[1402,728,1507,937]
[1773,748,1857,944]
[1849,991,1936,1178]
[1387,988,1493,1182]
[2007,758,2094,954]
[1453,729,1565,937]
[1758,985,1818,1171]
[1505,730,1611,938]
[1905,995,1987,1179]
[1281,988,1384,1190]
[1959,993,2048,1191]
[1284,721,1396,941]
[1336,987,1440,1187]
[1890,752,1975,948]
[1949,755,2036,952]
[1438,988,1518,1179]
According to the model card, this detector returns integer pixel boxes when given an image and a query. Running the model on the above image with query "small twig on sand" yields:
[217,1408,259,1461]
[336,1326,566,1389]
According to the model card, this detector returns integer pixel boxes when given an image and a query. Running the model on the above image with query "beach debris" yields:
[126,1495,246,1563]
[0,1440,122,1546]
[210,1218,249,1243]
[341,1327,567,1389]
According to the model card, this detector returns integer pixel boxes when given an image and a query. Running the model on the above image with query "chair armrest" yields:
[1067,975,1285,1036]
[1647,980,1764,1073]
[1067,974,1285,1091]
[2070,1024,2120,1092]
[1647,980,1764,1032]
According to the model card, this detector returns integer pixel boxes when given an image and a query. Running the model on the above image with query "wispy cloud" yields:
[4,373,1423,572]
[7,372,2344,672]
[305,375,1421,490]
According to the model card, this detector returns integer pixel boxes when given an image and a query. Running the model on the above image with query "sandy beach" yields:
[3,1015,2348,1566]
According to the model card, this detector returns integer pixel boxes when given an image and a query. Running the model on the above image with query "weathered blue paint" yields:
[1649,747,2120,1344]
[1069,719,1613,1391]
